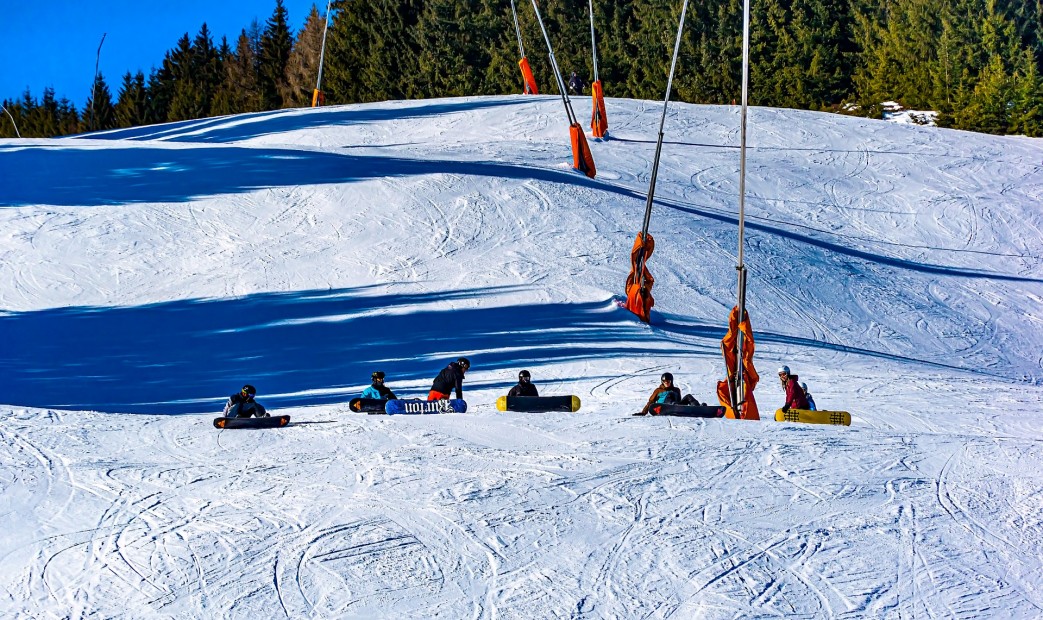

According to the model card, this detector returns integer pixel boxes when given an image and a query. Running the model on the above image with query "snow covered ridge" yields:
[1,96,1042,617]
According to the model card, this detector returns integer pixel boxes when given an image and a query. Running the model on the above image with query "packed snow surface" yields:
[1,96,1042,618]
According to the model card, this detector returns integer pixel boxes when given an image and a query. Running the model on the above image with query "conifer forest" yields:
[3,0,1043,138]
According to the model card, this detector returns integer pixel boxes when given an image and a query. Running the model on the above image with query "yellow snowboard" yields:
[496,395,581,412]
[774,408,851,426]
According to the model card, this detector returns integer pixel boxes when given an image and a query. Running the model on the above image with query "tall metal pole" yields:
[1,103,20,138]
[530,0,576,124]
[510,0,526,59]
[313,0,332,106]
[89,33,106,132]
[588,0,599,84]
[634,0,689,285]
[734,0,752,417]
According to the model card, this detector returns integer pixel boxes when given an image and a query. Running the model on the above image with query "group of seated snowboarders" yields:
[223,358,817,418]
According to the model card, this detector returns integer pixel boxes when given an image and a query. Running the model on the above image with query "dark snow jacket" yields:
[507,382,539,397]
[431,362,466,399]
[223,393,267,418]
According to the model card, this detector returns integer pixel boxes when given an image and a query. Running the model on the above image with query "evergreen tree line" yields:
[3,0,1042,139]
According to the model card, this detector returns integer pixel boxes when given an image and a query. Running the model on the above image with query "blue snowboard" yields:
[384,399,467,415]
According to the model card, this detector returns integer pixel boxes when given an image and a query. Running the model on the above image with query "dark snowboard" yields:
[214,415,291,429]
[496,395,581,412]
[652,404,724,418]
[349,397,389,414]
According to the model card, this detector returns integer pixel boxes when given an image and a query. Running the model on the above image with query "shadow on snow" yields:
[1,140,1033,284]
[0,285,678,414]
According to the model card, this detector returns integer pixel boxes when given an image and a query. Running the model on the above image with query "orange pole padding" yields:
[624,232,655,322]
[590,80,608,138]
[312,89,325,107]
[519,57,539,95]
[718,305,760,420]
[570,122,597,179]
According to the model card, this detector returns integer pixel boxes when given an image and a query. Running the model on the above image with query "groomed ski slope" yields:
[1,96,1042,618]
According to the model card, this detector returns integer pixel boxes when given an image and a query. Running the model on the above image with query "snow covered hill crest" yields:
[1,96,1042,618]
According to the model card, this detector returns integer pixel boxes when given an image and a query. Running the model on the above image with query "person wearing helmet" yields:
[361,371,397,400]
[777,366,810,411]
[800,382,817,411]
[508,369,539,397]
[633,372,682,416]
[428,358,470,401]
[222,384,269,418]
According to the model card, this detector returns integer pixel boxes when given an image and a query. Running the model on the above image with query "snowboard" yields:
[495,395,581,412]
[213,415,291,429]
[774,408,851,426]
[384,399,467,415]
[349,397,390,414]
[651,403,724,418]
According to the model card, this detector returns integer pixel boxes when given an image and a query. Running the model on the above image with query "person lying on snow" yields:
[361,371,397,400]
[633,373,701,415]
[223,384,269,418]
[777,366,810,411]
[428,357,470,401]
[508,369,539,397]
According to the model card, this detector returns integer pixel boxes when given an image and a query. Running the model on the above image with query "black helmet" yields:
[519,369,531,380]
[372,371,385,380]
[241,384,256,395]
[457,357,471,369]
[660,373,673,383]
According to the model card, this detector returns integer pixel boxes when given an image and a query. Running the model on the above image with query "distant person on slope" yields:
[428,358,470,401]
[223,384,269,418]
[777,366,810,411]
[568,71,585,95]
[801,382,817,411]
[361,371,397,400]
[508,370,539,397]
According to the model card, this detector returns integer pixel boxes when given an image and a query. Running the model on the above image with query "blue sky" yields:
[1,1,323,109]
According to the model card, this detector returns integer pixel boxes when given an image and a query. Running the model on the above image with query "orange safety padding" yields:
[519,58,539,95]
[311,89,325,107]
[570,123,597,179]
[717,380,735,419]
[624,233,655,322]
[590,80,608,138]
[719,306,760,420]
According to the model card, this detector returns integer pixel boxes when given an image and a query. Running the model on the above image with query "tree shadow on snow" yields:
[0,285,686,414]
[76,98,525,143]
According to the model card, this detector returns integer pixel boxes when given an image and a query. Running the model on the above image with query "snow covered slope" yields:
[1,96,1041,618]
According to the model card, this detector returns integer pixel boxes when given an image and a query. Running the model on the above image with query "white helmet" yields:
[777,365,790,376]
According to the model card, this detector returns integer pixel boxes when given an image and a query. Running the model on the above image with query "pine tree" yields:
[192,23,223,116]
[212,30,264,115]
[259,0,294,109]
[115,72,148,128]
[83,74,116,132]
[282,4,327,107]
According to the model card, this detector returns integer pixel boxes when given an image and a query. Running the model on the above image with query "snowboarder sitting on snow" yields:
[361,371,397,400]
[778,366,810,411]
[801,381,817,411]
[633,372,699,415]
[508,369,539,397]
[223,384,268,418]
[428,357,470,401]
[568,71,585,95]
